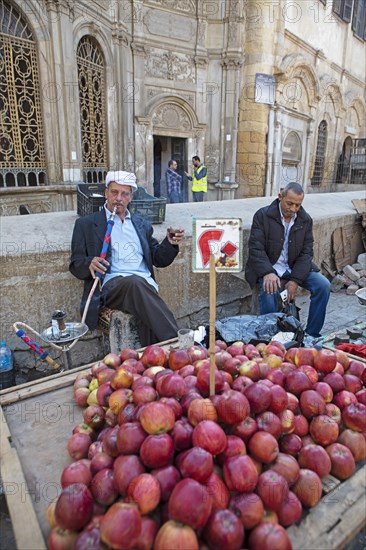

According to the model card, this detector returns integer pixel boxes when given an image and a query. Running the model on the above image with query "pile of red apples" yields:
[47,340,366,550]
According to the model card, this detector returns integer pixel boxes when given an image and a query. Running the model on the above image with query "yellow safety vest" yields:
[192,165,208,192]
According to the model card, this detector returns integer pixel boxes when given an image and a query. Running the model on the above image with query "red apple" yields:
[113,455,145,496]
[74,387,91,407]
[292,468,322,507]
[323,372,345,393]
[256,411,282,439]
[90,468,118,506]
[168,478,212,529]
[140,433,174,469]
[203,509,244,550]
[192,420,227,455]
[187,345,208,363]
[325,403,342,424]
[232,375,254,392]
[179,364,196,378]
[239,360,261,381]
[343,374,362,394]
[203,472,230,511]
[248,431,279,463]
[111,367,134,390]
[90,452,114,476]
[249,523,292,550]
[268,384,288,414]
[286,392,299,412]
[169,349,191,371]
[356,389,366,406]
[269,452,300,486]
[244,383,271,414]
[216,435,246,466]
[326,442,356,480]
[103,352,122,369]
[61,460,92,488]
[48,527,78,550]
[280,433,302,456]
[109,388,133,414]
[346,360,365,378]
[100,502,141,549]
[154,520,199,550]
[177,446,214,482]
[266,369,285,386]
[223,454,259,492]
[67,433,92,460]
[139,401,175,434]
[141,345,166,367]
[293,414,309,437]
[310,414,339,446]
[338,429,366,462]
[187,398,218,425]
[223,356,242,376]
[119,347,140,362]
[277,490,302,527]
[277,409,295,434]
[298,444,331,478]
[151,465,181,502]
[118,402,136,425]
[313,381,333,403]
[170,418,194,451]
[299,389,326,418]
[216,390,250,424]
[295,347,317,367]
[196,366,225,395]
[231,416,257,442]
[335,349,350,369]
[132,385,158,406]
[256,470,289,511]
[83,404,105,429]
[229,492,264,529]
[333,390,358,409]
[285,370,312,395]
[55,483,94,531]
[116,422,147,454]
[298,364,318,385]
[313,349,337,374]
[342,402,366,432]
[134,517,158,550]
[127,473,161,514]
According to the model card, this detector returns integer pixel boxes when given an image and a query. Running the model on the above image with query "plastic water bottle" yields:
[0,342,15,389]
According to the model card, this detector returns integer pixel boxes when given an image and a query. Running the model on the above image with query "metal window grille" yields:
[0,1,47,187]
[76,36,107,184]
[311,121,328,186]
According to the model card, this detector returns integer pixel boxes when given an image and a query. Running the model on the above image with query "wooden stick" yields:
[209,253,216,396]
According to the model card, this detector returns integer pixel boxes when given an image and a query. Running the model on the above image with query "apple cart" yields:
[1,353,365,550]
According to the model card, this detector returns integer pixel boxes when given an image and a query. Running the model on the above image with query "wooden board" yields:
[1,360,366,550]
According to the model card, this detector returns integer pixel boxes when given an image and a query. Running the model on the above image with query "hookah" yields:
[13,206,118,371]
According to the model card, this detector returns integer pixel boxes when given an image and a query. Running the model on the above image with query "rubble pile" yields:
[331,253,366,295]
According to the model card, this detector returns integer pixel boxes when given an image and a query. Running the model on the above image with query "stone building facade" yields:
[0,0,365,214]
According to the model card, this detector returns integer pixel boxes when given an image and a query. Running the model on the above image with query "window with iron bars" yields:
[311,121,328,186]
[0,2,47,187]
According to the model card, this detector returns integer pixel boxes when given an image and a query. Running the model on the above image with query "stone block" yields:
[108,310,140,355]
[330,274,346,292]
[357,253,366,268]
[351,263,363,271]
[357,277,366,288]
[342,265,360,282]
[346,284,359,295]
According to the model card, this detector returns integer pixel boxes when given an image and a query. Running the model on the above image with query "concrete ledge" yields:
[0,190,364,378]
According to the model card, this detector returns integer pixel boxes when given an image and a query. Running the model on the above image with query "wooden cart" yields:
[1,364,365,550]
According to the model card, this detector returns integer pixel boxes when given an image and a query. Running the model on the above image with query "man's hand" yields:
[89,257,109,278]
[263,273,280,294]
[167,228,185,245]
[184,171,190,177]
[285,280,299,302]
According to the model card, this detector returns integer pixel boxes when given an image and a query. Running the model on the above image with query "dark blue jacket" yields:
[245,198,319,287]
[69,210,178,330]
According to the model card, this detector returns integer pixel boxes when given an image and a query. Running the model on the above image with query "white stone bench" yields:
[98,307,140,354]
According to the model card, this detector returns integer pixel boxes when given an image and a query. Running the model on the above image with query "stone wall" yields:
[0,191,364,382]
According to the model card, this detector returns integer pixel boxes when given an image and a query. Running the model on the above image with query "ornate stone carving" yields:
[146,0,196,14]
[222,56,244,68]
[146,87,195,107]
[194,55,208,67]
[146,49,195,82]
[205,145,220,178]
[144,9,195,41]
[197,20,207,46]
[152,104,191,131]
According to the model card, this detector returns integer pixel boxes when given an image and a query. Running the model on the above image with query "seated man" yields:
[70,171,184,346]
[245,182,331,338]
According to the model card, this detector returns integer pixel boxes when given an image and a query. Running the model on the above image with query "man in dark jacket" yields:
[70,171,184,346]
[245,182,330,337]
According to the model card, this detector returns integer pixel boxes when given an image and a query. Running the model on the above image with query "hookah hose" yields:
[81,205,118,325]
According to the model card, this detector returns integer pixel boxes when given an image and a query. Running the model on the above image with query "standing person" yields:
[165,160,182,203]
[70,171,184,346]
[184,155,207,202]
[245,182,331,338]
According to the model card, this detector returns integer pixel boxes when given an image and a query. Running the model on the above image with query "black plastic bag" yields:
[280,300,300,321]
[214,312,304,346]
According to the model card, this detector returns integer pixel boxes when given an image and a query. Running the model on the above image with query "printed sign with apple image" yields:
[192,218,242,396]
[192,218,242,273]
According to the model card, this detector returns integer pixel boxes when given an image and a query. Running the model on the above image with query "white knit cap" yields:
[105,171,137,190]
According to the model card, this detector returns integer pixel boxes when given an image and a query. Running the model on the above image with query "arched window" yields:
[282,132,302,165]
[0,2,46,187]
[77,36,107,183]
[311,120,327,186]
